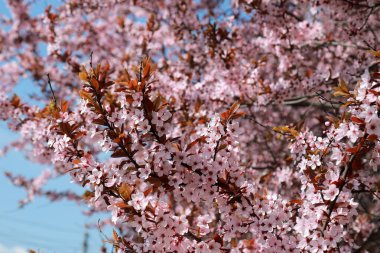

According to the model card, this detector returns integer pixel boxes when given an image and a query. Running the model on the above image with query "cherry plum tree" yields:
[1,0,380,252]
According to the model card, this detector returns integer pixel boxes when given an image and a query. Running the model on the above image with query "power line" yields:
[0,214,83,233]
[0,216,106,253]
[0,223,77,245]
[0,231,81,252]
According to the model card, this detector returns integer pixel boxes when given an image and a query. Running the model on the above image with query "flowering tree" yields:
[1,0,380,252]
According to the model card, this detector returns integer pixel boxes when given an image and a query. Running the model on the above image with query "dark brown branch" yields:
[47,74,57,106]
[90,51,93,68]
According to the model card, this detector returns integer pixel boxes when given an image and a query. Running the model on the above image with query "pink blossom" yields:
[346,123,363,143]
[324,184,339,201]
[128,192,149,211]
[366,118,380,136]
[88,168,103,185]
[2,1,380,252]
[307,154,322,170]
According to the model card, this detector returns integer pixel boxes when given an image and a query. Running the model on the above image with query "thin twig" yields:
[90,51,93,68]
[47,74,57,106]
[139,61,143,83]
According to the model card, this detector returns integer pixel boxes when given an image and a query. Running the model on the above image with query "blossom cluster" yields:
[34,59,380,252]
[1,0,380,252]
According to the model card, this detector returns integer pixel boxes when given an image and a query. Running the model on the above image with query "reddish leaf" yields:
[153,95,163,111]
[289,199,303,205]
[350,116,364,124]
[368,89,380,96]
[91,77,100,91]
[333,79,350,97]
[221,101,241,124]
[72,131,85,140]
[185,136,207,152]
[229,101,240,115]
[111,149,126,158]
[113,229,120,242]
[79,90,93,101]
[61,100,69,112]
[11,94,21,107]
[130,79,138,90]
[83,190,94,201]
[114,201,129,208]
[368,50,380,58]
[119,183,134,200]
[93,117,107,126]
[346,146,359,154]
[213,234,223,246]
[195,97,202,113]
[143,62,151,79]
[143,95,154,117]
[351,159,362,170]
[367,134,378,141]
[59,122,72,135]
[144,187,153,197]
[230,111,246,120]
[217,143,228,152]
[220,111,230,121]
[79,68,88,82]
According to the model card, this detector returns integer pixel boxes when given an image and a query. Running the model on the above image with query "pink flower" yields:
[132,93,143,107]
[207,240,221,253]
[330,147,343,165]
[139,165,151,180]
[324,184,339,201]
[359,104,377,123]
[346,122,363,143]
[88,168,103,185]
[137,119,151,134]
[366,118,380,136]
[48,134,71,152]
[335,124,349,141]
[152,109,171,127]
[172,215,189,235]
[307,154,321,170]
[128,191,149,211]
[298,157,308,171]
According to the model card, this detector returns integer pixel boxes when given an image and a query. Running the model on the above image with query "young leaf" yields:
[368,50,380,58]
[333,79,350,97]
[118,183,134,200]
[79,67,88,82]
[61,100,69,112]
[111,149,126,158]
[113,229,120,242]
[350,116,364,124]
[91,76,100,91]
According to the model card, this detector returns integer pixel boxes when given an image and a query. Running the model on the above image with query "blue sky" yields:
[0,1,111,252]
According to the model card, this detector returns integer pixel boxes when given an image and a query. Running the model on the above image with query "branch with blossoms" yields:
[43,57,271,251]
[40,52,380,252]
[5,170,83,207]
[3,1,380,252]
[276,56,380,250]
